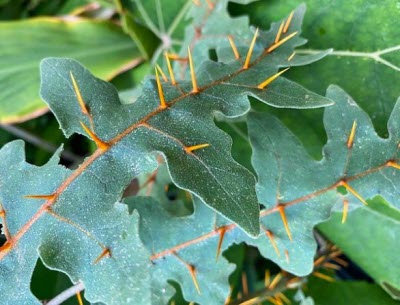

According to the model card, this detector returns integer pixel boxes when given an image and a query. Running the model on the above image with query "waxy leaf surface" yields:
[125,86,400,305]
[0,142,151,305]
[0,7,332,304]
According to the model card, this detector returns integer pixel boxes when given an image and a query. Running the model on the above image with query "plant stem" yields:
[46,282,85,305]
[0,123,81,163]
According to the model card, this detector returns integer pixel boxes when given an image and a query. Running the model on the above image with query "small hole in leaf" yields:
[123,178,139,198]
[208,49,218,62]
[165,183,180,200]
[336,185,348,195]
[0,225,5,247]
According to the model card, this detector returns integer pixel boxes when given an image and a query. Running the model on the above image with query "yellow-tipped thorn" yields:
[164,52,176,85]
[0,210,5,217]
[243,28,259,69]
[313,255,326,266]
[331,256,349,267]
[278,205,292,241]
[267,297,280,305]
[70,71,90,116]
[265,229,281,257]
[24,194,56,200]
[216,226,227,261]
[166,53,188,61]
[283,11,294,34]
[76,291,84,305]
[284,249,290,263]
[275,21,285,44]
[185,143,210,154]
[227,35,240,60]
[342,199,349,224]
[274,296,284,305]
[156,64,168,82]
[288,52,295,61]
[187,47,199,93]
[340,180,368,206]
[155,68,168,109]
[189,265,201,294]
[257,68,290,90]
[80,122,109,151]
[268,272,282,289]
[329,250,343,258]
[264,269,271,287]
[267,31,298,53]
[323,262,341,270]
[387,160,400,170]
[313,271,335,282]
[278,292,291,305]
[347,120,357,148]
[93,248,111,264]
[173,252,201,294]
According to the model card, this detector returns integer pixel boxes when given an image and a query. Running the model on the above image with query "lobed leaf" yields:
[124,86,400,305]
[0,6,332,304]
[0,18,142,124]
[0,142,151,305]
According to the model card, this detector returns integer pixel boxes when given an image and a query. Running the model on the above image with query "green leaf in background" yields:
[247,85,400,275]
[297,277,400,305]
[232,0,400,136]
[0,18,142,124]
[319,196,400,299]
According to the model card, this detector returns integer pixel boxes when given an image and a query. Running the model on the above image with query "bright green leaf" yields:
[319,197,400,298]
[0,18,141,123]
[300,277,400,305]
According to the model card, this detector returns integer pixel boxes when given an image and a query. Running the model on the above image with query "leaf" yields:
[0,18,142,124]
[235,0,400,136]
[0,7,332,303]
[319,197,400,298]
[117,85,399,304]
[0,141,151,305]
[298,277,400,305]
[246,85,400,275]
[127,196,236,305]
[37,5,331,235]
